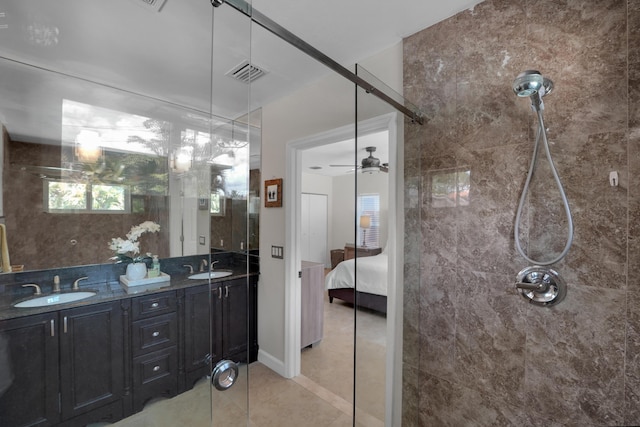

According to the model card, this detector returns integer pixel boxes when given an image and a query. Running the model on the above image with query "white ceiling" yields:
[0,0,483,169]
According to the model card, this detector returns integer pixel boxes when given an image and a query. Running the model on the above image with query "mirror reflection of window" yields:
[45,181,130,213]
[92,184,128,211]
[210,189,225,216]
[46,182,87,211]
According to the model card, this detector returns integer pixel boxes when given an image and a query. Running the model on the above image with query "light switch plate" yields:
[271,245,283,259]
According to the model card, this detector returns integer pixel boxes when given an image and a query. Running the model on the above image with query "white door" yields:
[301,193,328,266]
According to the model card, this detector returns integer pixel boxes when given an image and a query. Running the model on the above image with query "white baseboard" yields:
[257,349,288,378]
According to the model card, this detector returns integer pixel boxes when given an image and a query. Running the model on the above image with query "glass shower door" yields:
[353,63,407,426]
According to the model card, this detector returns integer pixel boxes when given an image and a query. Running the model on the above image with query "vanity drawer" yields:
[131,291,176,320]
[132,313,177,357]
[132,346,178,412]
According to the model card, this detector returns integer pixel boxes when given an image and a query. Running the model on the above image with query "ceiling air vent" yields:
[130,0,167,12]
[226,61,268,84]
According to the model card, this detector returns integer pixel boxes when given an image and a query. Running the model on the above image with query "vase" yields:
[126,262,147,281]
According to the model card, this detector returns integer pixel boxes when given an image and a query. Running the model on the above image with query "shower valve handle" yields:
[515,281,549,292]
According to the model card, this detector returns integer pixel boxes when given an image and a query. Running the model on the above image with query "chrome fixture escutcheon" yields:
[211,359,239,391]
[515,266,566,306]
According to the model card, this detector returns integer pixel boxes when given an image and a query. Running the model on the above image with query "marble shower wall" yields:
[403,1,640,425]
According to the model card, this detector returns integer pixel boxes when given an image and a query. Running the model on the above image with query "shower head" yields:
[513,70,544,97]
[513,70,554,111]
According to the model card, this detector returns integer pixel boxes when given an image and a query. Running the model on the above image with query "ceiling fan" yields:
[330,146,389,173]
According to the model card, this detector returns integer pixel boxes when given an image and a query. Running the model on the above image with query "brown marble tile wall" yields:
[403,0,636,425]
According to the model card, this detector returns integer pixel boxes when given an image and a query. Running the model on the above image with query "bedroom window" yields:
[357,193,380,248]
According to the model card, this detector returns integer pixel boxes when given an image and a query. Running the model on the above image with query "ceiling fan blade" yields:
[329,164,360,168]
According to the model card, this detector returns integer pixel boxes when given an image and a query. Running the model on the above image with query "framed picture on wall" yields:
[265,178,283,208]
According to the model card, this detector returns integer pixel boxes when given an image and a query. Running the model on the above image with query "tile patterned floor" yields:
[107,295,386,427]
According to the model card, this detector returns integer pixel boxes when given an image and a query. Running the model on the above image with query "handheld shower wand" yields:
[512,70,572,266]
[512,71,572,306]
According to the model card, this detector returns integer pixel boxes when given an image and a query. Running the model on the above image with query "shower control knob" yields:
[515,266,566,307]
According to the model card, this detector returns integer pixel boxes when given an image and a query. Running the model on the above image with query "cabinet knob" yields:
[151,302,159,308]
[152,331,160,337]
[153,365,160,372]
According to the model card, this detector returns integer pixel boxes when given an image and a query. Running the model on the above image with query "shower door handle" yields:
[211,359,239,391]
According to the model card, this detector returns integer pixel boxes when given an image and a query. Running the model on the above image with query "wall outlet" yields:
[199,235,205,245]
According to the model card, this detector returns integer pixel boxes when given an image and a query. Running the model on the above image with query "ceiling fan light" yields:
[361,166,380,174]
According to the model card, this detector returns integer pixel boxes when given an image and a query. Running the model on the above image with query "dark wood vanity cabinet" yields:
[182,276,258,390]
[0,313,60,427]
[217,276,258,364]
[130,291,179,412]
[59,302,125,423]
[221,277,256,361]
[0,301,125,427]
[182,284,213,389]
[0,275,258,426]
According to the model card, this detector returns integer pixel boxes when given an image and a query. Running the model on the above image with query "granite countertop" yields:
[0,266,257,321]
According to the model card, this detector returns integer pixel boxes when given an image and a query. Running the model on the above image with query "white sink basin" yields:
[188,271,233,280]
[14,291,97,308]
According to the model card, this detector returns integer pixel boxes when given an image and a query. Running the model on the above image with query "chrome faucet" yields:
[199,259,208,272]
[183,264,194,274]
[53,275,61,293]
[73,276,88,290]
[210,260,220,271]
[22,283,42,295]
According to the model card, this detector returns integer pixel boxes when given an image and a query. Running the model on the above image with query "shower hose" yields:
[514,109,574,266]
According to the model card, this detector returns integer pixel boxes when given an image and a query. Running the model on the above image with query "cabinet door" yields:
[183,284,213,389]
[0,313,60,427]
[222,279,249,360]
[210,285,223,363]
[301,262,324,348]
[59,301,124,420]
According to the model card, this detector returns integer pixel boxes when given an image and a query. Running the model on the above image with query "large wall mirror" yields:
[0,58,260,273]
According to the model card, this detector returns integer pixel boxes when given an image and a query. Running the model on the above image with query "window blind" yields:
[357,193,380,247]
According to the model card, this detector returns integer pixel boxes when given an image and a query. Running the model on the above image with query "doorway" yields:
[285,112,400,425]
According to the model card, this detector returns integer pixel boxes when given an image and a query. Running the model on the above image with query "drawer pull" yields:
[151,302,159,308]
[152,331,160,337]
[153,365,160,372]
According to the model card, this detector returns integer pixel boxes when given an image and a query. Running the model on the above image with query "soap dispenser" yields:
[149,255,161,277]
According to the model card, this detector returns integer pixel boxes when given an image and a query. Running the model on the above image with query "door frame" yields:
[284,112,403,424]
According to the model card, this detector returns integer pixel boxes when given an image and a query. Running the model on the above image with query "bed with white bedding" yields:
[324,252,388,314]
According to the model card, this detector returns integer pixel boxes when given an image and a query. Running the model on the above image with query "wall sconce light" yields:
[170,146,193,173]
[359,215,371,247]
[75,129,103,163]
